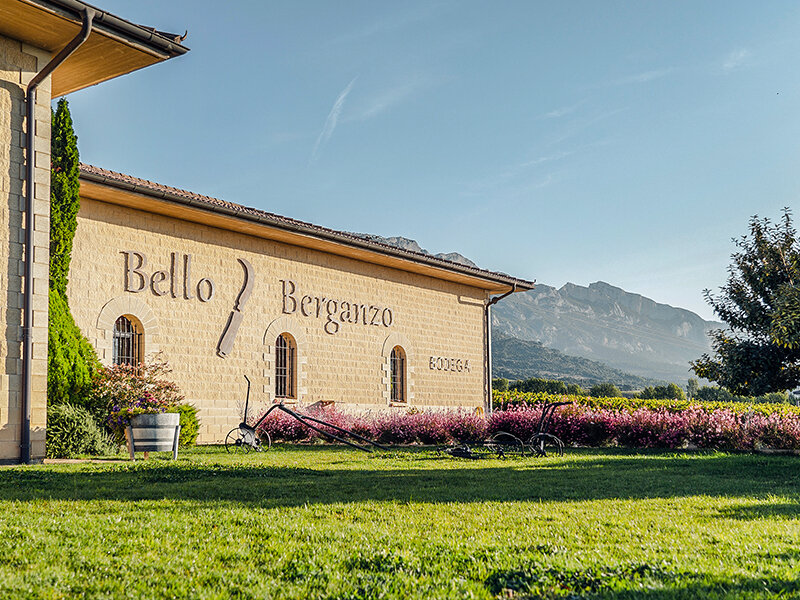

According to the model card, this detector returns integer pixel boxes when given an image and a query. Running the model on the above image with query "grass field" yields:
[1,446,799,599]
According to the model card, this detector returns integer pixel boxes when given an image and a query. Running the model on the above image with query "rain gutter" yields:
[484,284,519,414]
[21,7,94,464]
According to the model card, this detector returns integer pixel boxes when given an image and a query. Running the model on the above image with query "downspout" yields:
[21,8,94,464]
[484,284,516,414]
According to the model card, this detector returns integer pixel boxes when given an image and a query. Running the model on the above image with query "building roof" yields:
[79,164,535,294]
[0,0,188,96]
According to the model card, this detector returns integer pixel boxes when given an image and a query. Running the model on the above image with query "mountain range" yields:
[357,234,722,386]
[492,281,722,383]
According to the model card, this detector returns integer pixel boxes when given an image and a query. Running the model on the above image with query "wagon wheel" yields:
[257,430,272,452]
[528,433,564,457]
[486,431,527,457]
[225,427,254,453]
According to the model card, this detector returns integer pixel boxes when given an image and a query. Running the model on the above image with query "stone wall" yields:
[0,35,51,462]
[69,197,488,443]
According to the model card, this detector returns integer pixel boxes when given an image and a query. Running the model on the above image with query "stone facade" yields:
[68,197,490,443]
[0,34,52,462]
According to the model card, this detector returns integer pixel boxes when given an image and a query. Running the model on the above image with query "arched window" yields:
[113,316,142,366]
[390,346,406,403]
[275,333,297,399]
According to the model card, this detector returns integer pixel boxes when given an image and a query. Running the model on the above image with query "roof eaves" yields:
[24,0,190,56]
[78,164,535,292]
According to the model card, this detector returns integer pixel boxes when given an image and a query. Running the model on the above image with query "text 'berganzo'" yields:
[280,279,393,335]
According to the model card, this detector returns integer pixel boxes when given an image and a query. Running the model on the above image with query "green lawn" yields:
[1,446,799,599]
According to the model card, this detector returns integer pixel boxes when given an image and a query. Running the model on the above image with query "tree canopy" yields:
[589,382,621,398]
[691,209,800,395]
[48,99,99,407]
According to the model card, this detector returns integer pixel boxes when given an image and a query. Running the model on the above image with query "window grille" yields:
[390,346,406,402]
[275,333,295,399]
[113,316,141,366]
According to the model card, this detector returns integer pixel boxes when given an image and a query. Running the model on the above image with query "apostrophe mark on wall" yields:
[217,258,255,358]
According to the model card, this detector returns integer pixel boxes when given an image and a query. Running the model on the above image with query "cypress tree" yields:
[48,99,99,409]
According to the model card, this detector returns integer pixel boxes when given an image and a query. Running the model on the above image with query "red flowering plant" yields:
[93,355,184,444]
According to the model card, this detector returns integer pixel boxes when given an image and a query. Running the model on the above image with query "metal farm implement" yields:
[225,376,387,453]
[441,401,571,459]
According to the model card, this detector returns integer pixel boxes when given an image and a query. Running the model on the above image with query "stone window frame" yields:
[381,333,414,406]
[96,296,160,366]
[263,316,307,404]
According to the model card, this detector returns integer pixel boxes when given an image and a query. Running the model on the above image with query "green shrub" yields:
[169,404,200,447]
[492,378,509,392]
[695,386,793,405]
[494,389,800,417]
[46,403,113,458]
[48,289,100,412]
[511,377,568,394]
[589,383,621,398]
[637,383,686,401]
[566,383,583,395]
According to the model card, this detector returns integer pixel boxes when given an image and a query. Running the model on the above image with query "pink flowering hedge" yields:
[489,403,800,450]
[254,398,800,451]
[255,407,488,446]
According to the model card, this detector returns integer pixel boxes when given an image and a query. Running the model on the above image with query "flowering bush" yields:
[254,398,800,452]
[95,357,185,442]
[255,406,487,445]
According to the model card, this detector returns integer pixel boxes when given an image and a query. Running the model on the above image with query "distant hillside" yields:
[493,281,722,383]
[492,334,665,390]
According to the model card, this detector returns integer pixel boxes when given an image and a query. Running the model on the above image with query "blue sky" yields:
[66,1,800,320]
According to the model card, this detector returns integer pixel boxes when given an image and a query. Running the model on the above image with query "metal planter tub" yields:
[126,412,181,460]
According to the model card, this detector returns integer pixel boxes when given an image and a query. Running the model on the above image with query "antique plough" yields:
[225,376,387,453]
[441,401,571,459]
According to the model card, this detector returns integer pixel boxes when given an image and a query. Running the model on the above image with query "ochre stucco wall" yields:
[68,197,488,444]
[0,35,52,462]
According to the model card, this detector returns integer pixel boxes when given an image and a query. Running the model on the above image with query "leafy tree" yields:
[566,383,583,395]
[589,382,621,398]
[47,99,99,408]
[694,386,733,403]
[694,385,791,405]
[687,378,699,400]
[692,209,800,395]
[511,377,568,394]
[492,378,509,392]
[638,383,686,401]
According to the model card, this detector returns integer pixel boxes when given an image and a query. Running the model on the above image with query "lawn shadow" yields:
[716,501,800,520]
[1,448,799,507]
[486,562,800,599]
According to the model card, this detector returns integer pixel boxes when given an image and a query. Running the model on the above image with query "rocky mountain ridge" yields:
[492,281,721,383]
[360,233,721,384]
[350,233,478,267]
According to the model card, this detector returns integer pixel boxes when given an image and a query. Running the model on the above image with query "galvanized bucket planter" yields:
[125,412,181,460]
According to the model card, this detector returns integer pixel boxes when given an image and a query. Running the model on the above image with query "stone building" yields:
[71,165,532,444]
[0,0,531,461]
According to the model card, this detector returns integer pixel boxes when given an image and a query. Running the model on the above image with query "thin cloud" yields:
[541,100,584,120]
[613,67,674,85]
[310,77,358,163]
[515,150,574,171]
[329,3,446,46]
[347,76,433,121]
[723,48,751,72]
